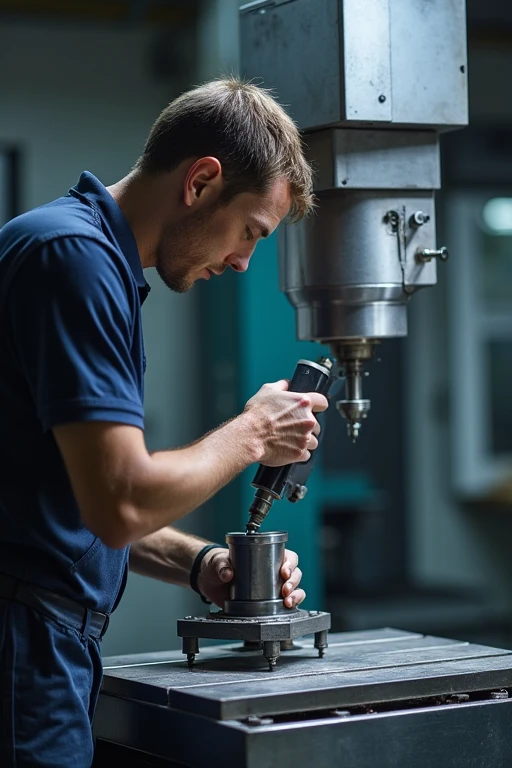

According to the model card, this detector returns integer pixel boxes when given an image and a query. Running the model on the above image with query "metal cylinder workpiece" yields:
[224,532,292,617]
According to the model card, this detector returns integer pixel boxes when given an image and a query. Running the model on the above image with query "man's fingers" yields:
[281,550,298,580]
[284,588,306,608]
[266,378,290,392]
[313,420,321,437]
[209,549,233,582]
[309,393,328,413]
[282,567,302,596]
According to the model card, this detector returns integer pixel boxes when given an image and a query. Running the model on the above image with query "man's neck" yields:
[106,169,180,269]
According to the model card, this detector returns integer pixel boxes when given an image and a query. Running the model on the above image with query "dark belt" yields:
[0,571,109,640]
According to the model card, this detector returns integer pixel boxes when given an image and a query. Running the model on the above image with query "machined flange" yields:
[177,609,331,671]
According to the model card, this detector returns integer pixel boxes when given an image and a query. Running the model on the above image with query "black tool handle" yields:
[284,410,327,502]
[251,358,331,500]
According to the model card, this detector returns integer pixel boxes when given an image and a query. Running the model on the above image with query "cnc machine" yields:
[93,4,512,766]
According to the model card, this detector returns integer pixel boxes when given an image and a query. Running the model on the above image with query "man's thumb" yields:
[216,556,233,582]
[270,378,290,392]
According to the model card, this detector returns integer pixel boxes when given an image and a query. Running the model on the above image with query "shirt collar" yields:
[68,171,151,303]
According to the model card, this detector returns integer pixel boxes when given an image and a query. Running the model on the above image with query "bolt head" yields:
[245,715,274,727]
[490,690,509,700]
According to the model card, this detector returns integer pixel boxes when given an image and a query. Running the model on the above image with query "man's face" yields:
[154,176,291,293]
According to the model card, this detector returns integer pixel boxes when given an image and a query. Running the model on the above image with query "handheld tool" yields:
[246,356,333,534]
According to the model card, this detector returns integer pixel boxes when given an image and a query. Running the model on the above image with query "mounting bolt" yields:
[182,636,199,669]
[263,641,280,672]
[447,693,470,704]
[384,210,400,232]
[314,629,328,659]
[416,246,449,264]
[245,715,274,727]
[490,689,509,700]
[410,211,430,228]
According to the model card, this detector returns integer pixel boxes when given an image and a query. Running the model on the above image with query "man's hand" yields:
[197,547,305,609]
[242,380,328,467]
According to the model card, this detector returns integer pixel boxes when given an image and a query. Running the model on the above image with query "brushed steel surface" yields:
[279,192,437,342]
[100,629,512,721]
[176,609,330,649]
[94,696,512,768]
[306,130,441,192]
[240,0,468,131]
[226,531,286,605]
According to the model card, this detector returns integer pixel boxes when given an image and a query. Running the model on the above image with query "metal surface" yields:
[95,629,512,768]
[100,629,512,717]
[341,0,392,123]
[224,531,287,615]
[94,697,512,768]
[241,0,468,439]
[336,357,371,441]
[177,609,331,671]
[279,189,438,439]
[307,130,441,192]
[280,192,438,342]
[179,529,330,670]
[240,0,468,131]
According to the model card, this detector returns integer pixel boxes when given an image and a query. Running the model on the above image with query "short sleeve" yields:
[6,236,145,432]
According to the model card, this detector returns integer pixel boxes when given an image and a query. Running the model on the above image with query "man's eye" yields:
[245,226,254,241]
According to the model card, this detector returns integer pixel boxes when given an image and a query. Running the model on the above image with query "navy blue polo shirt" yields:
[0,172,151,614]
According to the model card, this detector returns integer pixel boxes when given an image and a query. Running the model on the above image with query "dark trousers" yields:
[0,597,103,767]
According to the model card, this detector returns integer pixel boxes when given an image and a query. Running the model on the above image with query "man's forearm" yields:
[54,381,326,550]
[129,526,212,587]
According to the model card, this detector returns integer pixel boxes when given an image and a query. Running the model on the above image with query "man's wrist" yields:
[190,543,228,604]
[233,410,266,464]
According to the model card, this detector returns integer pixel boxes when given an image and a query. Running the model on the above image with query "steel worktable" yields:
[93,628,512,767]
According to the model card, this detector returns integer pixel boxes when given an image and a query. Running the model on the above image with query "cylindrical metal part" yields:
[224,532,292,617]
[246,489,275,535]
[263,640,281,671]
[280,191,437,342]
[314,629,328,659]
[345,360,363,401]
[182,636,199,668]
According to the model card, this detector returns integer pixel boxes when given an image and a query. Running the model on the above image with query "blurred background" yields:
[2,0,512,657]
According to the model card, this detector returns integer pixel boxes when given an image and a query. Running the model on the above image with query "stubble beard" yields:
[154,214,208,294]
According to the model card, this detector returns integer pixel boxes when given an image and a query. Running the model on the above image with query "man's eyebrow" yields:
[250,219,270,238]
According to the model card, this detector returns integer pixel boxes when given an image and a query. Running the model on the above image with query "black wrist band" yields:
[190,543,228,605]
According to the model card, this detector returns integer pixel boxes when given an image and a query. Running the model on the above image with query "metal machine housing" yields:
[240,0,468,439]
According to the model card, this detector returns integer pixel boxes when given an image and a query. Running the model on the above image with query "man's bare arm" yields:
[129,526,210,586]
[130,525,306,609]
[53,381,327,549]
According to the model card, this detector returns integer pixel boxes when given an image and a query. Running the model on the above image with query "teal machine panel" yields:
[198,232,375,610]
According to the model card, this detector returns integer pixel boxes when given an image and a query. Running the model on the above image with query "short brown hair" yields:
[135,77,314,221]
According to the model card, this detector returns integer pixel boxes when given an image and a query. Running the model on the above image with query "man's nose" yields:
[226,253,251,273]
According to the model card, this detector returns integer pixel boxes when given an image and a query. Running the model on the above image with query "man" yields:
[0,77,328,766]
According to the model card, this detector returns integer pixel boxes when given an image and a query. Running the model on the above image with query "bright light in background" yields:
[482,198,512,235]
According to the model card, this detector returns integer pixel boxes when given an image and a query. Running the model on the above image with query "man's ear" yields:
[183,157,223,208]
